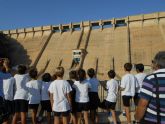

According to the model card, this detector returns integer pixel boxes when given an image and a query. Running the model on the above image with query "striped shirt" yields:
[139,69,165,124]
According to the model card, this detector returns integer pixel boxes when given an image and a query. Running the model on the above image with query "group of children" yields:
[0,58,147,124]
[120,63,146,124]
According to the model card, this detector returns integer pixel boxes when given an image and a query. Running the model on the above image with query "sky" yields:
[0,0,165,30]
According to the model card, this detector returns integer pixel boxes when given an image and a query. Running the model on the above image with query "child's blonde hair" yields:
[55,66,64,78]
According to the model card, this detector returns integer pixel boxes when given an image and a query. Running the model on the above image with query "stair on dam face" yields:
[78,27,91,50]
[61,30,84,79]
[36,32,62,74]
[61,30,82,70]
[82,27,129,80]
[71,27,91,69]
[35,30,83,75]
[78,28,106,80]
[82,28,109,72]
[9,31,51,66]
[32,31,54,68]
[44,32,71,74]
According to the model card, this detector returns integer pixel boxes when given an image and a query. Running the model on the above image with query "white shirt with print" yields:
[135,73,147,93]
[26,80,42,104]
[87,78,99,93]
[73,80,91,103]
[121,73,137,96]
[106,79,118,102]
[3,77,15,101]
[14,74,30,100]
[41,81,51,101]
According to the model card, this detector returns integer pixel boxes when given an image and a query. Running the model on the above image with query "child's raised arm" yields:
[49,92,54,109]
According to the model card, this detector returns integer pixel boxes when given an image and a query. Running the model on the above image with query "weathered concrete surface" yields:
[8,30,51,66]
[83,27,129,80]
[36,30,82,74]
[2,12,165,79]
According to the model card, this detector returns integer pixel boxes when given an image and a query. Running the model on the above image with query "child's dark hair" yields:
[77,68,86,82]
[18,65,27,74]
[124,63,132,71]
[29,68,38,79]
[136,63,144,72]
[69,70,77,80]
[0,62,5,72]
[108,70,116,78]
[87,68,95,78]
[42,73,51,82]
[0,61,3,69]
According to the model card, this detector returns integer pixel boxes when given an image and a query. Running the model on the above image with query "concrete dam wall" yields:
[2,12,165,80]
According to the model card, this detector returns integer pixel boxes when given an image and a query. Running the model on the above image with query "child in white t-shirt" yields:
[49,66,72,124]
[120,63,138,124]
[26,68,41,124]
[73,69,91,124]
[1,60,14,123]
[67,70,77,124]
[105,70,118,124]
[134,63,146,106]
[87,68,100,124]
[41,73,52,124]
[12,65,30,124]
[3,76,15,113]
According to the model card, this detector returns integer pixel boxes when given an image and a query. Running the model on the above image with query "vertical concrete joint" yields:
[125,16,129,24]
[141,14,144,28]
[59,24,62,34]
[16,29,19,39]
[99,20,103,30]
[8,30,10,35]
[89,21,91,28]
[127,18,131,63]
[51,25,53,31]
[112,18,116,29]
[40,26,43,36]
[156,12,160,25]
[80,22,84,31]
[70,22,73,33]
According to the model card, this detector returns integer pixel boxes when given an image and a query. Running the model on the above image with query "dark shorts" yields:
[0,96,3,102]
[29,104,39,111]
[0,96,4,107]
[41,100,52,112]
[53,110,70,117]
[14,100,28,112]
[122,96,132,107]
[71,91,76,113]
[104,100,116,110]
[71,101,77,113]
[134,93,140,106]
[0,97,9,122]
[76,102,90,112]
[4,100,14,114]
[89,92,100,110]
